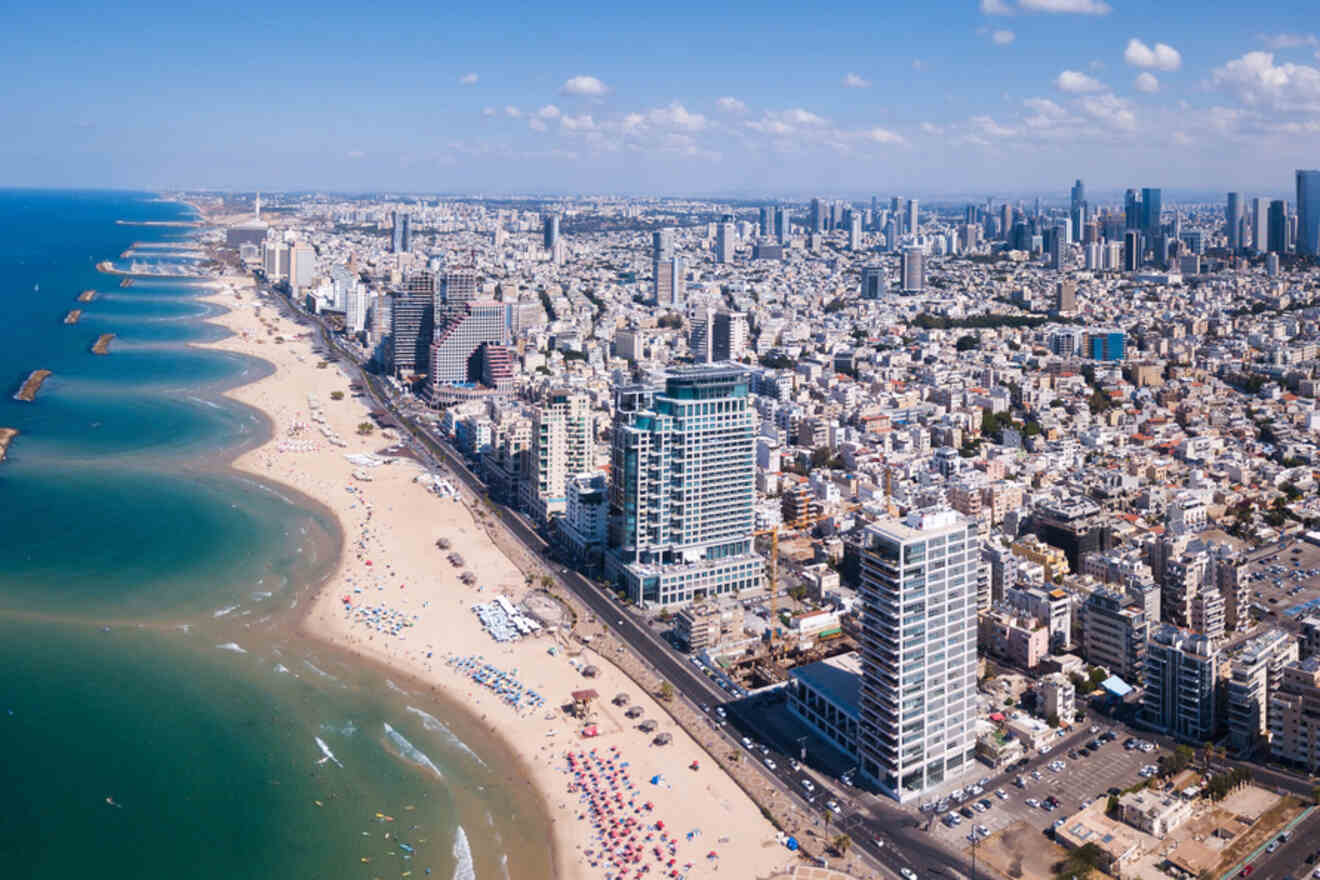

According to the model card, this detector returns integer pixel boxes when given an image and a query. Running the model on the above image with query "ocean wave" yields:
[273,663,291,675]
[383,722,444,780]
[213,604,239,617]
[452,826,476,880]
[315,736,343,768]
[406,706,487,767]
[216,642,247,654]
[303,660,336,680]
[186,395,223,410]
[251,591,272,601]
[386,679,409,695]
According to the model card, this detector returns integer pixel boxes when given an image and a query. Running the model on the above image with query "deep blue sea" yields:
[0,191,552,879]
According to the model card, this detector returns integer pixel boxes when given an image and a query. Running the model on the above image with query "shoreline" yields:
[193,275,791,880]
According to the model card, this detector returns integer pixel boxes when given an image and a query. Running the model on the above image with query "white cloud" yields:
[458,72,479,85]
[862,126,905,144]
[1211,51,1320,112]
[560,114,595,131]
[971,115,1018,138]
[980,0,1013,14]
[481,106,497,117]
[503,106,522,118]
[1056,69,1105,93]
[782,108,826,125]
[1124,38,1182,71]
[537,104,561,119]
[746,107,828,136]
[920,122,945,134]
[992,29,1016,45]
[1259,33,1319,50]
[1134,72,1160,93]
[647,102,708,131]
[1079,92,1137,130]
[716,96,747,113]
[559,75,608,97]
[842,72,871,88]
[1019,0,1111,14]
[529,118,548,132]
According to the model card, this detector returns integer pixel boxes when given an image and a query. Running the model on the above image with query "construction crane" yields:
[753,526,781,648]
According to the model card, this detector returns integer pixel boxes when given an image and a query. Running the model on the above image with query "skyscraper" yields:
[810,197,825,233]
[389,291,434,376]
[849,213,863,251]
[607,367,762,606]
[1141,188,1162,239]
[716,222,735,263]
[901,247,924,293]
[1268,200,1289,254]
[774,207,790,245]
[654,256,684,307]
[1124,230,1142,272]
[653,228,674,261]
[759,206,774,237]
[440,270,478,307]
[857,509,978,801]
[712,311,748,362]
[1049,227,1067,271]
[391,210,411,254]
[999,203,1013,241]
[689,307,714,364]
[1227,192,1243,252]
[523,388,594,524]
[906,200,919,236]
[1124,189,1141,230]
[542,213,560,251]
[1252,197,1268,253]
[1297,170,1320,257]
[428,300,512,391]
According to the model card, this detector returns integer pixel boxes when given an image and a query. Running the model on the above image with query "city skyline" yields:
[3,1,1320,195]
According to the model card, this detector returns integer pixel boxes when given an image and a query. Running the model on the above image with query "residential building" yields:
[1269,656,1320,772]
[1082,587,1149,684]
[1040,673,1075,724]
[523,388,594,524]
[1227,628,1299,756]
[856,509,978,802]
[1141,625,1220,743]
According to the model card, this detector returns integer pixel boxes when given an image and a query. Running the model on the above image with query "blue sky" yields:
[2,0,1318,198]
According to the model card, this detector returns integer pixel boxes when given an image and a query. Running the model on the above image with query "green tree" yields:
[831,834,851,856]
[956,334,979,351]
[658,681,675,702]
[330,390,345,401]
[356,421,375,435]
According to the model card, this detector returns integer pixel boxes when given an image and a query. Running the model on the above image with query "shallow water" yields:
[0,190,554,879]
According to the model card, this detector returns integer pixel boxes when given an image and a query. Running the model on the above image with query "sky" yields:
[2,0,1319,199]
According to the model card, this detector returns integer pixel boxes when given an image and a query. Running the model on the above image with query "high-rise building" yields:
[810,197,825,233]
[653,228,674,261]
[1141,188,1162,239]
[1124,230,1142,271]
[391,210,411,254]
[716,222,735,263]
[1227,628,1298,756]
[428,301,512,391]
[774,207,790,244]
[289,243,317,292]
[759,206,774,237]
[900,247,924,293]
[1227,192,1243,252]
[713,311,748,362]
[607,366,762,606]
[1252,197,1268,253]
[523,389,594,524]
[1124,189,1141,230]
[1141,625,1220,743]
[1270,656,1320,771]
[861,265,886,299]
[1082,587,1149,684]
[440,270,478,307]
[1070,179,1086,242]
[906,200,919,236]
[849,213,863,251]
[1056,280,1077,312]
[654,256,684,307]
[689,307,714,364]
[1268,200,1289,254]
[999,203,1013,241]
[345,281,368,335]
[1086,329,1126,362]
[1297,170,1320,256]
[388,291,434,376]
[856,509,978,801]
[542,213,560,251]
[1049,227,1067,270]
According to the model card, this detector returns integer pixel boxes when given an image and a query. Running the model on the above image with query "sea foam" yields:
[216,642,246,654]
[452,826,477,880]
[383,722,444,779]
[406,706,487,767]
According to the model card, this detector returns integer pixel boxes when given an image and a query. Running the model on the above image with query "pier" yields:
[0,428,16,462]
[64,309,82,324]
[97,260,208,280]
[77,290,97,302]
[91,334,115,355]
[13,370,51,402]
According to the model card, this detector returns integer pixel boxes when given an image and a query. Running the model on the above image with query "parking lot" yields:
[1242,537,1320,620]
[924,731,1163,849]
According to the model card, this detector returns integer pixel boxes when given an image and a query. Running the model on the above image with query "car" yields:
[826,799,842,815]
[1025,798,1040,808]
[1267,843,1279,854]
[961,806,976,818]
[742,737,753,748]
[800,778,815,791]
[1312,870,1320,880]
[979,799,993,810]
[763,757,776,770]
[1014,777,1026,788]
[1032,770,1043,780]
[1090,726,1100,733]
[1053,818,1066,830]
[973,802,988,813]
[996,789,1009,800]
[1239,865,1254,878]
[979,777,991,787]
[1044,802,1057,812]
[788,759,800,771]
[920,802,937,813]
[901,869,918,880]
[976,824,990,837]
[1040,745,1052,754]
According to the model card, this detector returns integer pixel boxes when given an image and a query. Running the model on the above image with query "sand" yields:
[198,276,794,880]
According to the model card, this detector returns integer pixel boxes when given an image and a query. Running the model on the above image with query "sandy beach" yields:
[199,276,794,880]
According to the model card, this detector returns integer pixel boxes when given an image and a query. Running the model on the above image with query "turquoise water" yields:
[0,191,554,879]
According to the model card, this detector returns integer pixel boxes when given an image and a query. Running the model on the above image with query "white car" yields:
[826,799,842,815]
[901,868,918,880]
[1040,745,1052,754]
[763,758,776,770]
[996,789,1009,799]
[1025,798,1041,808]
